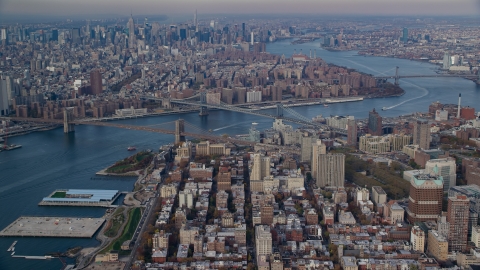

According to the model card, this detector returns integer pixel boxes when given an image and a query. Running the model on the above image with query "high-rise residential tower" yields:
[368,108,382,136]
[413,119,430,150]
[250,153,271,192]
[447,195,470,252]
[347,119,357,146]
[300,132,315,162]
[90,70,102,95]
[315,153,345,188]
[311,139,326,183]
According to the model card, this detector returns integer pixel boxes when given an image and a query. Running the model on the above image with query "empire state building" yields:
[127,14,135,48]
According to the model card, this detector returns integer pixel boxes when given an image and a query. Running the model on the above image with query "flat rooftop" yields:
[449,185,480,197]
[0,216,105,238]
[39,189,120,207]
[373,186,386,195]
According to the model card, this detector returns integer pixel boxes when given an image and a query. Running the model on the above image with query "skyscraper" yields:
[90,70,102,95]
[368,108,382,136]
[251,153,270,181]
[300,132,315,162]
[315,153,345,188]
[413,119,430,150]
[403,27,408,43]
[250,153,271,192]
[86,20,90,37]
[179,28,187,40]
[0,78,10,116]
[406,173,443,223]
[51,29,58,41]
[442,52,451,70]
[311,139,326,183]
[347,119,357,146]
[194,10,198,31]
[1,28,7,44]
[127,14,135,48]
[71,28,81,43]
[447,195,469,252]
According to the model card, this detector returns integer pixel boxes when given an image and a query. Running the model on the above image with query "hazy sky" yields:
[1,0,479,16]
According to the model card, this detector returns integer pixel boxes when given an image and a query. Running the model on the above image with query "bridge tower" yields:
[394,66,399,85]
[175,119,185,144]
[163,98,172,109]
[477,72,480,85]
[63,107,75,133]
[276,103,284,118]
[199,92,209,116]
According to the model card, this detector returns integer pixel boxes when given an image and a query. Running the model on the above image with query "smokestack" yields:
[457,93,462,118]
[251,32,254,45]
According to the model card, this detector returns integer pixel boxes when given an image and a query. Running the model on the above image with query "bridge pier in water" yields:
[63,108,75,133]
[175,119,185,144]
[199,92,209,116]
[199,106,209,116]
[276,103,284,118]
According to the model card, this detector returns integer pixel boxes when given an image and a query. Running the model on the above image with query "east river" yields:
[0,39,479,269]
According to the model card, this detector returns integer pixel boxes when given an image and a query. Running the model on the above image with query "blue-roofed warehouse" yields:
[39,189,120,207]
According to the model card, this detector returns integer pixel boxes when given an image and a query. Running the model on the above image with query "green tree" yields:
[408,159,420,169]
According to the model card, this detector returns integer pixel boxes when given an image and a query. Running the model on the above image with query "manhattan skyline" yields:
[1,0,479,18]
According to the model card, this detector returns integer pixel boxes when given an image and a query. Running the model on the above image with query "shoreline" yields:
[0,125,60,140]
[317,44,477,83]
[273,39,477,84]
[96,167,139,177]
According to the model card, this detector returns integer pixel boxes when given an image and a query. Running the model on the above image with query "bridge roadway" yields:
[374,74,479,79]
[141,96,348,135]
[5,117,302,153]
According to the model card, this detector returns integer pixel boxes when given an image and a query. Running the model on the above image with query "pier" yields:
[0,216,105,238]
[38,189,121,207]
[12,255,54,260]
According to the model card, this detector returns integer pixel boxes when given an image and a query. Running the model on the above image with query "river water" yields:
[0,39,479,270]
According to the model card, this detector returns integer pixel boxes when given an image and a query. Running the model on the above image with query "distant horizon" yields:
[1,12,479,25]
[1,0,479,19]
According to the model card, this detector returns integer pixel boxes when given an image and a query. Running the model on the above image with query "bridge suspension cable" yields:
[145,120,177,128]
[281,105,314,124]
[140,95,338,131]
[373,67,396,77]
[183,121,215,136]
